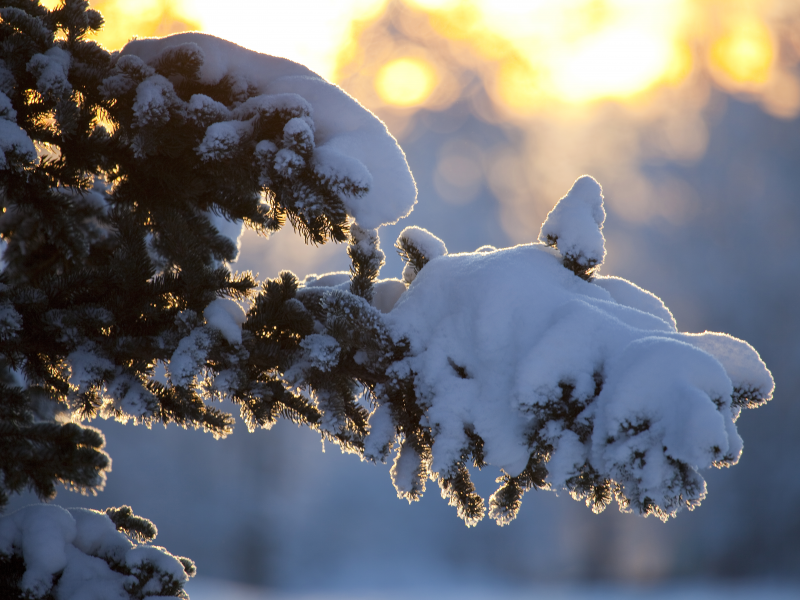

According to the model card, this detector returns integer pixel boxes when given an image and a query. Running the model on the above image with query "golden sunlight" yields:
[375,57,438,106]
[42,0,198,50]
[177,0,387,79]
[39,0,795,116]
[476,0,693,107]
[42,0,386,81]
[709,15,776,88]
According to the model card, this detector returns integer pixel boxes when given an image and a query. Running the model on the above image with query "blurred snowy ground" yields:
[186,577,800,600]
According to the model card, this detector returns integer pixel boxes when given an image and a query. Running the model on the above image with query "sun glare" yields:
[375,58,438,106]
[551,28,678,103]
[478,0,693,108]
[710,16,775,87]
[36,0,795,117]
[178,0,387,80]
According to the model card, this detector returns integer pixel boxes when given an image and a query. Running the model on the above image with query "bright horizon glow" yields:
[42,0,387,81]
[471,0,693,107]
[177,0,387,80]
[375,58,438,106]
[710,15,775,87]
[39,0,795,116]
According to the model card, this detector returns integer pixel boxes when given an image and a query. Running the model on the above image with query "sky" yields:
[44,0,800,116]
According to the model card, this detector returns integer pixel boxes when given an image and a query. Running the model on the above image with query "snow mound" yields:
[121,33,417,230]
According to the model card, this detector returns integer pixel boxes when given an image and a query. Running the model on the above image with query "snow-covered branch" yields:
[0,2,775,597]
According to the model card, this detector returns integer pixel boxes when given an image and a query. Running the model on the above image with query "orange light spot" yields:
[710,17,775,87]
[375,57,438,106]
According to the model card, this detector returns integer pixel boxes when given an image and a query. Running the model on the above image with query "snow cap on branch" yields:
[121,33,417,230]
[383,177,773,523]
[396,226,447,285]
[26,46,71,98]
[0,505,193,599]
[539,175,606,278]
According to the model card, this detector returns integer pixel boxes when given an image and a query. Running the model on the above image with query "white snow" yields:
[67,346,115,395]
[397,226,448,260]
[301,272,405,313]
[273,147,304,176]
[594,275,676,329]
[0,117,37,169]
[131,74,176,128]
[168,325,214,387]
[0,505,190,600]
[371,278,406,313]
[0,504,76,597]
[539,175,606,267]
[299,334,341,369]
[125,544,188,581]
[187,93,231,125]
[121,32,417,230]
[381,238,772,518]
[282,116,314,151]
[363,403,396,461]
[204,297,246,345]
[202,210,244,256]
[312,145,373,192]
[0,91,15,120]
[26,46,71,98]
[303,271,351,289]
[397,226,448,284]
[98,55,155,100]
[196,119,252,161]
[102,371,153,420]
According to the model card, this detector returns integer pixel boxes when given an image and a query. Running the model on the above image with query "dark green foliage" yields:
[348,224,383,302]
[488,456,548,526]
[105,504,158,543]
[0,0,372,516]
[122,560,190,600]
[434,427,489,526]
[542,233,599,281]
[395,233,429,279]
[395,229,442,285]
[0,552,47,600]
[438,462,485,526]
[731,384,769,409]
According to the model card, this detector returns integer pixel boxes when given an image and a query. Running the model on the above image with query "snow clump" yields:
[0,504,193,600]
[377,175,773,522]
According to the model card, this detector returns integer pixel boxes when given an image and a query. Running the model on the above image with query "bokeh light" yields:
[709,15,776,87]
[43,0,799,118]
[375,57,438,106]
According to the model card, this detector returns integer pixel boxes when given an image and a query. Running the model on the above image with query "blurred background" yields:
[16,0,800,596]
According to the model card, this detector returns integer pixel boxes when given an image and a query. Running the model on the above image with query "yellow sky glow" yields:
[39,0,794,115]
[710,15,775,86]
[167,0,388,79]
[375,57,438,106]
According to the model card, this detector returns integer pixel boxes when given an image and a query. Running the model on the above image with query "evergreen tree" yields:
[0,2,774,598]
